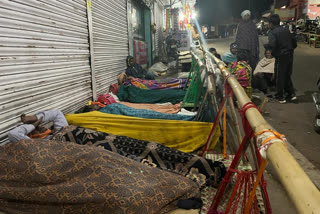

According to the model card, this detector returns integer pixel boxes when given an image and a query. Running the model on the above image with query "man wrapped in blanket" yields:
[125,56,158,80]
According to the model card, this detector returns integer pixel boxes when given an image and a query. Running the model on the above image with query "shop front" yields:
[128,0,153,67]
[308,0,320,20]
[0,0,129,143]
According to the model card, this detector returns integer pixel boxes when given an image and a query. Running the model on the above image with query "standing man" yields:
[235,10,260,71]
[266,14,297,104]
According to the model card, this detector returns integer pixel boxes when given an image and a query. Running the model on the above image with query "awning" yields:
[289,0,308,8]
[275,0,290,9]
[262,13,271,18]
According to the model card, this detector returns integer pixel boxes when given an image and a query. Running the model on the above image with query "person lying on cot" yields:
[75,99,194,121]
[125,56,159,80]
[8,109,226,188]
[8,107,114,142]
[118,72,187,90]
[75,93,185,115]
[8,110,68,143]
[229,51,252,98]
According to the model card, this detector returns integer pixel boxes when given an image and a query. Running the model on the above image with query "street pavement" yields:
[206,36,320,213]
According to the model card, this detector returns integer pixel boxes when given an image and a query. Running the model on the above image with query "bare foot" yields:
[21,114,38,124]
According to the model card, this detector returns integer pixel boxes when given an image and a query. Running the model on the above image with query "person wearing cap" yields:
[235,10,259,71]
[222,43,238,65]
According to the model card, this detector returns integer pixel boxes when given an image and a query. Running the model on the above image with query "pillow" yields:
[97,93,117,105]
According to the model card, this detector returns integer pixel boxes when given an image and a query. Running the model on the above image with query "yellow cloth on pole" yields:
[65,111,220,153]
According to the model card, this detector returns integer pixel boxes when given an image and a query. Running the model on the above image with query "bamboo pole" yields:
[207,52,320,213]
[227,96,242,144]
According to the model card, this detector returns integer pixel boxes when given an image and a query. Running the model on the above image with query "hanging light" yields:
[192,12,197,19]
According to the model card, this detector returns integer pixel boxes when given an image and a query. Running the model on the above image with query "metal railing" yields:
[199,48,320,213]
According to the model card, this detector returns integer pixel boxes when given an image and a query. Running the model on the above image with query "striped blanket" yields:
[125,78,187,90]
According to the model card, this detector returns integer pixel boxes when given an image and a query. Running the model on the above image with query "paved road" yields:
[207,36,320,169]
[265,42,320,169]
[206,36,320,213]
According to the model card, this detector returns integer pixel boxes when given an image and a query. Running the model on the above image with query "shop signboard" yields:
[134,40,148,66]
[308,0,320,20]
[174,31,190,51]
[275,8,296,20]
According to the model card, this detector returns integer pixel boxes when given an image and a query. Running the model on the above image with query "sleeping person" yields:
[8,109,226,188]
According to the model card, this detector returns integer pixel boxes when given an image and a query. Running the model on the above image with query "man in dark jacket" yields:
[266,14,297,104]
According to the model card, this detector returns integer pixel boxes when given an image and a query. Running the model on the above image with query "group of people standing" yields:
[211,10,297,104]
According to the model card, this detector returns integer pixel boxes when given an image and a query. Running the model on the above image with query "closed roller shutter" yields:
[92,0,129,96]
[0,0,92,144]
[155,1,164,56]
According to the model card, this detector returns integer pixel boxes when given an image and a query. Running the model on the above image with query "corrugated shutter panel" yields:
[92,0,129,96]
[0,0,92,144]
[155,2,164,55]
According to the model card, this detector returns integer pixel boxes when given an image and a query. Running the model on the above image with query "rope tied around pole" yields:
[209,101,273,213]
[243,130,288,214]
[204,47,320,214]
[256,129,288,159]
[223,106,227,159]
[239,102,261,139]
[238,102,274,214]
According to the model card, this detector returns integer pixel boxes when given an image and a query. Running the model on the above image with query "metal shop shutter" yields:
[155,1,164,56]
[0,0,92,144]
[91,0,129,96]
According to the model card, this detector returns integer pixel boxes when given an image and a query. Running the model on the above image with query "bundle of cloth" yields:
[66,111,220,153]
[118,72,187,90]
[117,85,186,104]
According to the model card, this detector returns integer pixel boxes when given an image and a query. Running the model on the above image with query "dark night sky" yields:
[195,0,274,25]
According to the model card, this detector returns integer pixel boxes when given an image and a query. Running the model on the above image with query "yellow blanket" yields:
[65,111,220,153]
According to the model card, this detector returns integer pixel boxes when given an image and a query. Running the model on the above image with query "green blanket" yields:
[117,85,186,104]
